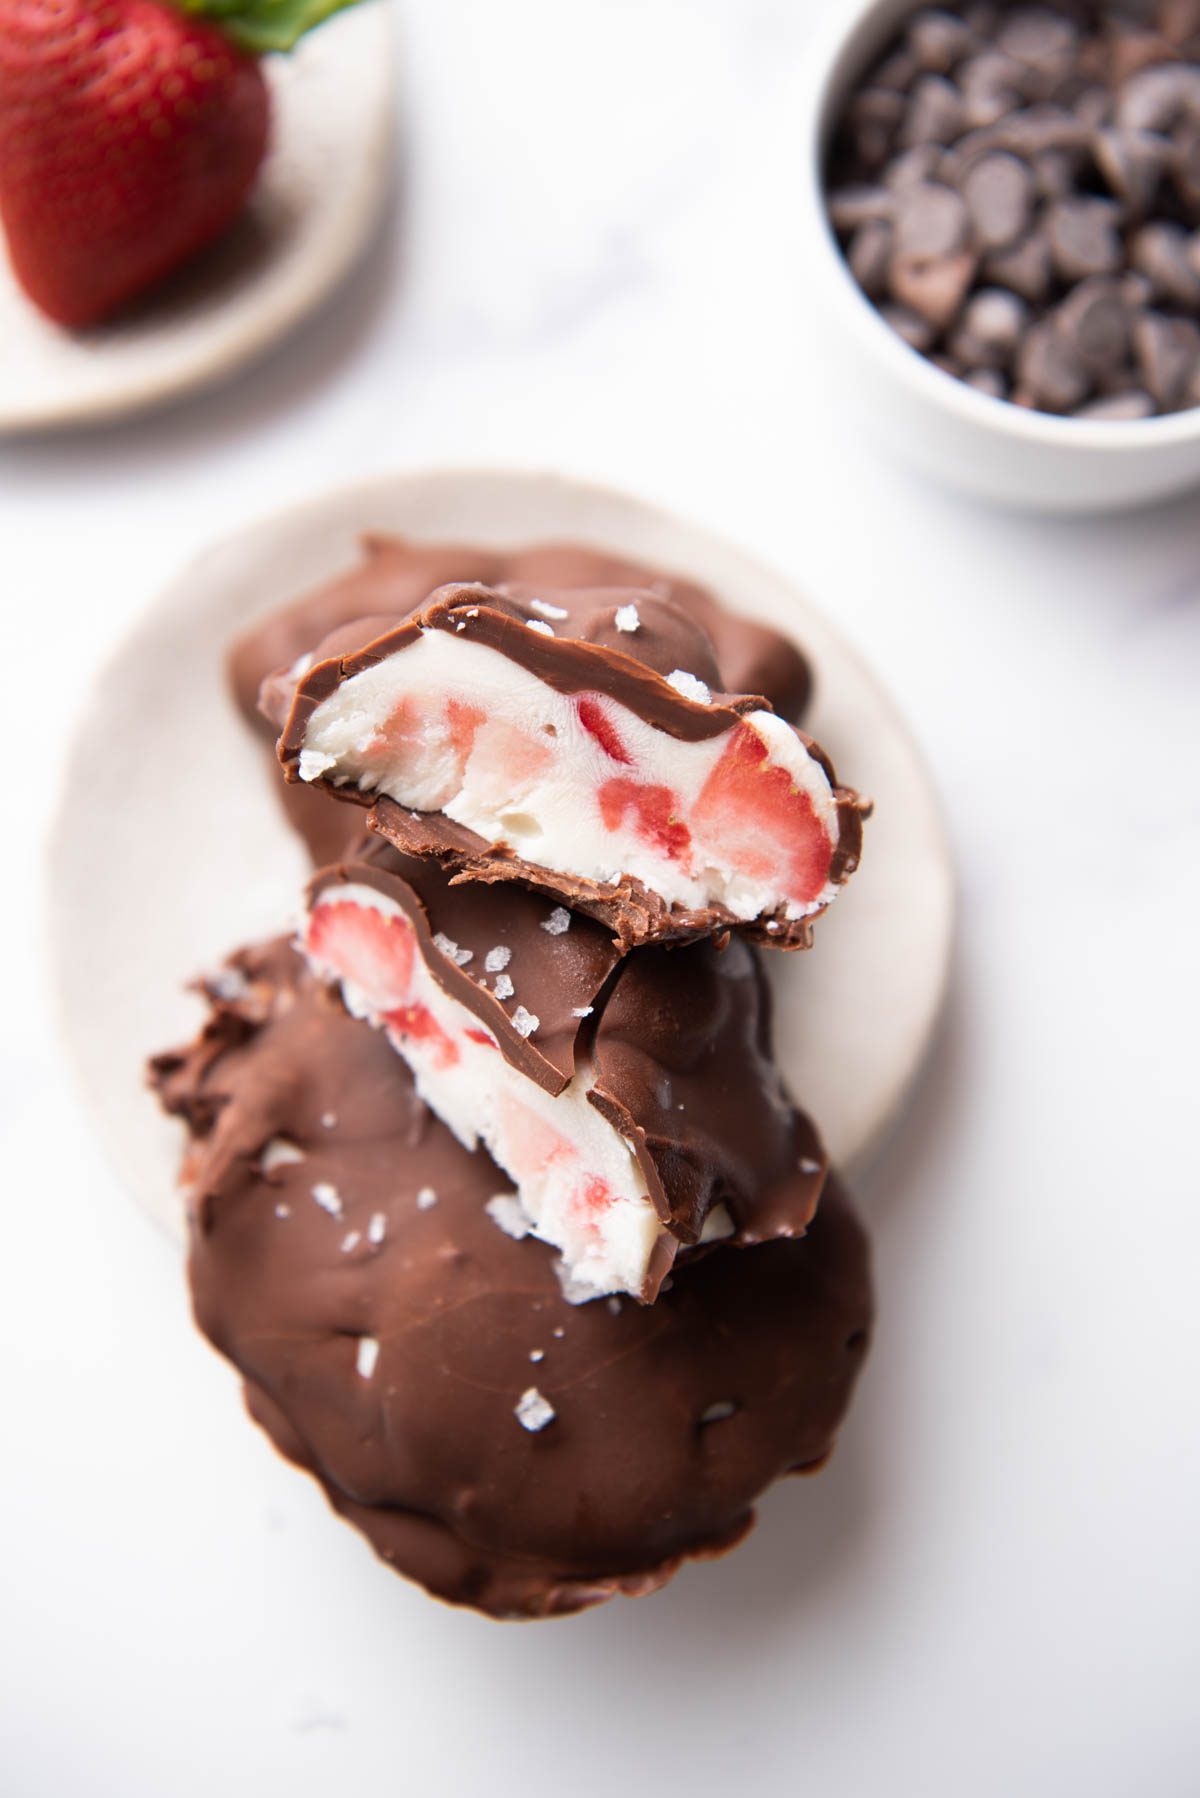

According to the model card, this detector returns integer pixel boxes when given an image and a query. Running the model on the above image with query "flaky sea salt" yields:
[614,604,640,633]
[416,1186,438,1211]
[484,945,511,973]
[511,1006,540,1038]
[433,932,473,967]
[571,1005,593,1019]
[529,1348,545,1363]
[515,1388,556,1432]
[530,598,569,621]
[526,619,555,638]
[699,1400,737,1425]
[493,973,515,1001]
[486,1193,532,1240]
[341,1230,362,1254]
[311,1183,343,1218]
[799,1157,822,1175]
[274,1203,291,1221]
[367,1212,387,1246]
[356,1337,380,1380]
[541,907,571,936]
[666,668,711,705]
[321,1112,338,1130]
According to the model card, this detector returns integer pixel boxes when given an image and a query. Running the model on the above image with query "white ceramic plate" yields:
[0,4,394,435]
[47,467,954,1238]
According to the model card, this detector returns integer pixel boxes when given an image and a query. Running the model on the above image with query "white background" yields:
[2,2,1198,1793]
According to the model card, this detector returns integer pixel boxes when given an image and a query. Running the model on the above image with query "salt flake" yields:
[356,1337,380,1380]
[526,619,555,638]
[511,1006,540,1038]
[416,1187,438,1211]
[530,598,569,621]
[367,1212,387,1245]
[515,1387,556,1432]
[341,1230,362,1254]
[614,603,640,633]
[493,973,515,1001]
[311,1183,343,1218]
[484,945,512,973]
[260,1137,305,1174]
[433,932,473,967]
[571,1005,594,1019]
[541,907,571,936]
[666,668,711,704]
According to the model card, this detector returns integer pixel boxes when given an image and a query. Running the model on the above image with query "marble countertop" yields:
[2,3,1197,1793]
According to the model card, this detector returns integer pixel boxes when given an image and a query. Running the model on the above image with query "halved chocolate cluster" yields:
[151,536,874,1617]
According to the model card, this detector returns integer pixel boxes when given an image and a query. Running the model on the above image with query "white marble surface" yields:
[1,2,1197,1793]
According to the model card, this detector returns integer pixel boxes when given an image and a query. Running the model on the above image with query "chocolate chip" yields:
[997,8,1079,82]
[875,47,921,93]
[1159,0,1200,50]
[961,150,1036,246]
[950,286,1030,364]
[1172,124,1200,207]
[879,302,939,353]
[1074,390,1155,419]
[828,185,894,233]
[996,102,1093,154]
[894,181,971,256]
[1130,219,1200,305]
[1046,196,1124,280]
[849,219,894,296]
[1107,25,1175,89]
[900,74,967,148]
[960,50,1027,125]
[909,8,977,73]
[1093,127,1170,211]
[964,365,1010,398]
[1016,318,1092,410]
[1133,310,1200,406]
[1117,63,1200,133]
[885,144,944,190]
[983,228,1055,301]
[1056,277,1131,373]
[889,248,977,327]
[1031,146,1084,196]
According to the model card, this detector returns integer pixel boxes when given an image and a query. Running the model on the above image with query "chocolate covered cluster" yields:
[151,537,873,1619]
[826,1,1200,416]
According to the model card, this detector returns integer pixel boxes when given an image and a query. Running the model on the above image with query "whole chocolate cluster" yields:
[826,1,1200,417]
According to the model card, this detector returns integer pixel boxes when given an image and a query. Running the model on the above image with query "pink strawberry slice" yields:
[306,900,415,1012]
[0,0,362,329]
[692,722,834,906]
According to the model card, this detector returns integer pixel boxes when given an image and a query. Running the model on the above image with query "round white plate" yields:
[0,4,394,435]
[48,467,954,1238]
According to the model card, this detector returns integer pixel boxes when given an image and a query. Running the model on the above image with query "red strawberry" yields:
[0,0,358,328]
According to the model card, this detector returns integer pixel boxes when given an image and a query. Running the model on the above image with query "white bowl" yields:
[799,0,1200,513]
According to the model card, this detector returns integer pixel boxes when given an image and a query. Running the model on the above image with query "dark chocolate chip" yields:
[900,73,968,148]
[964,365,1010,398]
[889,249,977,327]
[828,185,895,233]
[875,47,921,93]
[997,8,1080,82]
[885,144,944,190]
[962,150,1036,247]
[879,302,940,353]
[1117,63,1200,133]
[1016,317,1092,410]
[1093,126,1170,211]
[1056,277,1131,373]
[960,50,1027,124]
[849,219,894,296]
[1130,219,1200,305]
[983,228,1055,301]
[909,8,977,73]
[1133,310,1200,406]
[950,286,1030,365]
[1045,196,1124,280]
[1031,146,1085,196]
[1108,24,1176,88]
[894,180,971,256]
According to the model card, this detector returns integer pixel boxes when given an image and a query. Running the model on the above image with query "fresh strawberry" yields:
[0,0,358,328]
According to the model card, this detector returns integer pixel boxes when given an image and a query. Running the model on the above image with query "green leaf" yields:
[178,0,370,57]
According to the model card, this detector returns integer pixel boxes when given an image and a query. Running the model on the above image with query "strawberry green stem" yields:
[177,0,370,57]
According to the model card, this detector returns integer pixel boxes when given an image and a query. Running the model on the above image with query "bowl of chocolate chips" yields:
[805,0,1200,510]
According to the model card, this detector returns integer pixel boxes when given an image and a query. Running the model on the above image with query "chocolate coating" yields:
[227,538,812,870]
[306,841,830,1269]
[269,580,864,951]
[151,941,872,1619]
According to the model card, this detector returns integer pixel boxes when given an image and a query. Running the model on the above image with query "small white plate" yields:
[47,467,954,1238]
[0,4,394,435]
